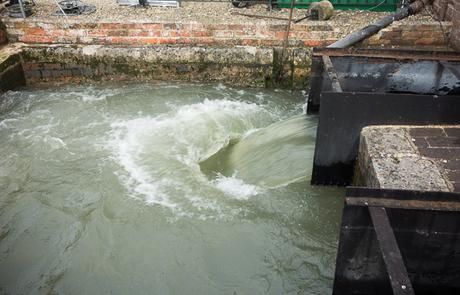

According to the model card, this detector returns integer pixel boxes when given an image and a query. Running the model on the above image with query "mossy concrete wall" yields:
[20,45,312,88]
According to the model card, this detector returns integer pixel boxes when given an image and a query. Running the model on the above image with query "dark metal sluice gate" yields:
[334,187,460,295]
[307,48,460,186]
[307,48,460,114]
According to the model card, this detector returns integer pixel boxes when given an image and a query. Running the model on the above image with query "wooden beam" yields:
[369,206,415,295]
[322,55,343,93]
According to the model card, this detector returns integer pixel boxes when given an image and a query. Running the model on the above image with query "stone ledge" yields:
[355,125,456,191]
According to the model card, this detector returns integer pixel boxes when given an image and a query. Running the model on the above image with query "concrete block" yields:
[356,126,452,191]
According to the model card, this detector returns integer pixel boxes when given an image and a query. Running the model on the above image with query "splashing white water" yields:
[107,99,273,214]
[69,87,124,102]
[212,174,263,200]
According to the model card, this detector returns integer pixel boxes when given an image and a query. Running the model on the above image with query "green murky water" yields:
[0,83,343,295]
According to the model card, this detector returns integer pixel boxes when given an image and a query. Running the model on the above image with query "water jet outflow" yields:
[200,114,316,188]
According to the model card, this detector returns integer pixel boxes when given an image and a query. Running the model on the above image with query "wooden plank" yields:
[369,206,415,295]
[345,187,460,211]
[322,55,343,93]
[347,187,460,201]
[313,47,460,62]
[346,197,460,211]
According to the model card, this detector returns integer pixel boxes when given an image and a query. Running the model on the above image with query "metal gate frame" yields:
[333,187,460,295]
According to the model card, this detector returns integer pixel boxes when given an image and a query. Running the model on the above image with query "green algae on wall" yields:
[20,45,312,89]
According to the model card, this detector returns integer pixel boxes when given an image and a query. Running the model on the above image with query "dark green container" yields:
[277,0,399,12]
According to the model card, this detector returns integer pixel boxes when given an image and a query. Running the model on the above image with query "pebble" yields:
[20,0,437,35]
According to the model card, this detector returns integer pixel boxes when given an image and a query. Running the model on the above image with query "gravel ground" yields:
[3,1,437,24]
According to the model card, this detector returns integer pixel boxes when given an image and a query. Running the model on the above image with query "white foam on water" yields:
[16,122,56,140]
[107,98,274,215]
[212,173,263,200]
[81,94,108,102]
[302,102,308,115]
[215,83,227,91]
[0,118,18,129]
[44,136,67,150]
[159,84,181,89]
[255,92,266,103]
[108,121,180,212]
[69,87,123,102]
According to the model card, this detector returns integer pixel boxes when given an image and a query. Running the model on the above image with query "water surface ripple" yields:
[0,83,343,295]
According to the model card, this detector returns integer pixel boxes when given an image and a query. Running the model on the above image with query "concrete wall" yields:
[0,18,452,49]
[18,45,312,88]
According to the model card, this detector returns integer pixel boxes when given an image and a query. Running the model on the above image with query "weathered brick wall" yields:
[0,17,451,49]
[432,0,459,50]
[364,21,452,48]
[450,0,460,50]
[433,0,454,20]
[2,19,339,47]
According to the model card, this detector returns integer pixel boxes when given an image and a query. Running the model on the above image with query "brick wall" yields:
[2,19,339,47]
[451,0,460,50]
[433,0,454,20]
[364,21,452,48]
[0,18,451,49]
[433,0,460,22]
[432,0,459,50]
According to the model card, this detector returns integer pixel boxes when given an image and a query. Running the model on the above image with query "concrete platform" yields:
[334,125,460,295]
[356,125,460,192]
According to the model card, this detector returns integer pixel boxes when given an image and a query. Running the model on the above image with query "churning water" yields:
[0,83,343,294]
